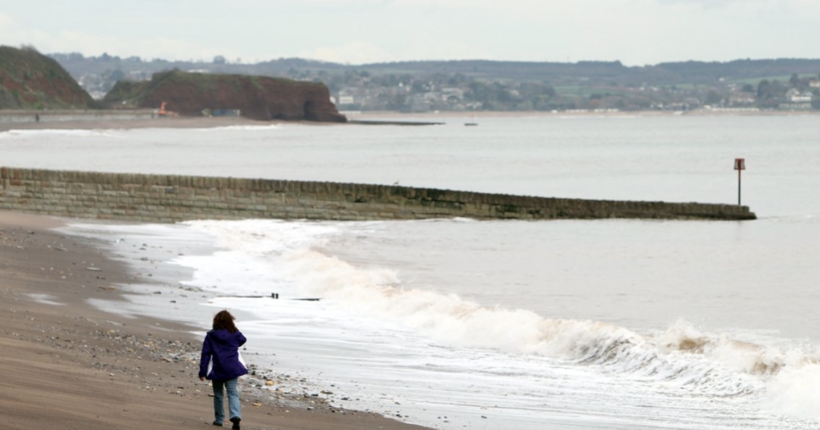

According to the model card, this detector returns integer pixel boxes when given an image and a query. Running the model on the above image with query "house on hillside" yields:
[780,89,813,110]
[788,89,812,103]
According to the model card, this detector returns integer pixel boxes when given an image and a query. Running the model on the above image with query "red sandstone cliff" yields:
[0,45,95,109]
[103,70,346,122]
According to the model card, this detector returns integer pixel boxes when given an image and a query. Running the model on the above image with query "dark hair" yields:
[212,310,238,333]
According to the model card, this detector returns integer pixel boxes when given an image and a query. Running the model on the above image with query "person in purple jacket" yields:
[199,310,248,429]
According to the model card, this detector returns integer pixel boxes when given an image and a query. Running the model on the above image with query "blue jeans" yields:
[212,378,241,424]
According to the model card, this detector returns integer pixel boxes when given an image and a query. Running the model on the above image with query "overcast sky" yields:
[2,0,818,65]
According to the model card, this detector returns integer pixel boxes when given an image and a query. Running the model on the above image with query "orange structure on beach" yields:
[157,101,178,117]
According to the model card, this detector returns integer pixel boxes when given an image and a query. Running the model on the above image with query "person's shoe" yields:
[212,421,223,426]
[230,417,241,430]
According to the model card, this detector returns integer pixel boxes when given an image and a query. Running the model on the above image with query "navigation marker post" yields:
[734,158,745,205]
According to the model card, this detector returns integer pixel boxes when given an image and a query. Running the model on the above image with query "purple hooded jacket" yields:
[199,329,248,381]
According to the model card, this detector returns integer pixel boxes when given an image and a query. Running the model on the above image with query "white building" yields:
[787,89,813,103]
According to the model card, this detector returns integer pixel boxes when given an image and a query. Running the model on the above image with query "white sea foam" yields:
[766,362,820,421]
[27,293,64,306]
[172,220,339,296]
[194,124,281,132]
[0,129,115,138]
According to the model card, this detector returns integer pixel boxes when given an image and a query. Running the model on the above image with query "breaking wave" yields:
[180,219,820,423]
[283,245,820,408]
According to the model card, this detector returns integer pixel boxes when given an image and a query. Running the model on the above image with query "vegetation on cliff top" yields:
[0,45,95,110]
[103,69,314,109]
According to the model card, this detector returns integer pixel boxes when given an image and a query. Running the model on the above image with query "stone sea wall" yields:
[0,167,756,223]
[0,110,155,124]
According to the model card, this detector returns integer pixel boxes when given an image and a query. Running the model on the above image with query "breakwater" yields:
[0,167,756,223]
[347,120,445,126]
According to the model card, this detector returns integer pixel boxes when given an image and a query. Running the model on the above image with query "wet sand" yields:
[0,211,431,430]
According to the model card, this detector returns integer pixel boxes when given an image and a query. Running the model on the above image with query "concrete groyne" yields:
[0,167,756,223]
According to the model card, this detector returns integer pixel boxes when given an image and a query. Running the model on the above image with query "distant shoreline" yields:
[2,108,818,132]
[347,109,820,119]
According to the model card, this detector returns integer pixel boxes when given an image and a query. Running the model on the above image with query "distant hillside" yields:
[355,58,820,85]
[50,52,820,112]
[103,69,346,122]
[0,46,94,109]
[51,53,820,87]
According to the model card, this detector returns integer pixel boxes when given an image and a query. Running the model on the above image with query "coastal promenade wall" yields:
[0,167,756,222]
[0,110,155,125]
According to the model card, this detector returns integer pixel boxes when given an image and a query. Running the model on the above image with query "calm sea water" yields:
[4,114,820,429]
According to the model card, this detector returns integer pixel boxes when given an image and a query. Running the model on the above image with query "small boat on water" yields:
[464,122,478,126]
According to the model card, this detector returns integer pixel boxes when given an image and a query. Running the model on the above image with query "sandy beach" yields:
[0,211,431,430]
[0,116,280,133]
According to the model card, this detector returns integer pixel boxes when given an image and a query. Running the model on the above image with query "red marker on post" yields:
[734,158,745,205]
